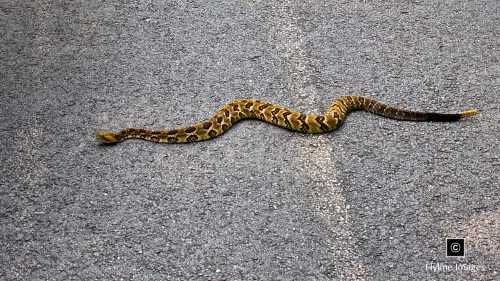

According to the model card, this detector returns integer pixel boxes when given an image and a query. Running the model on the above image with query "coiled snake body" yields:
[96,96,478,144]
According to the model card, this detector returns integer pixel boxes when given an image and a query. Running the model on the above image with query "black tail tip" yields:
[426,109,479,122]
[426,113,461,122]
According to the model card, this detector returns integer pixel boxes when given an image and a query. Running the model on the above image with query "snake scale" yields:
[96,96,478,144]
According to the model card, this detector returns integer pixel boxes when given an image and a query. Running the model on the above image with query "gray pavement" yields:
[1,0,499,280]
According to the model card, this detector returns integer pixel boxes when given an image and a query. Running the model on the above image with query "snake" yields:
[96,96,478,144]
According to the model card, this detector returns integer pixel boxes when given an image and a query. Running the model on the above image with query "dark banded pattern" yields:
[315,115,329,132]
[96,96,478,144]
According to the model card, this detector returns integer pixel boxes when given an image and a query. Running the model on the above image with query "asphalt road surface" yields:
[1,1,499,280]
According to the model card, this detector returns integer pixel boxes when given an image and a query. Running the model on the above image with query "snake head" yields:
[96,131,119,144]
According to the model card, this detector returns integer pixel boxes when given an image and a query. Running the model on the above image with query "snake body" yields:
[96,96,478,144]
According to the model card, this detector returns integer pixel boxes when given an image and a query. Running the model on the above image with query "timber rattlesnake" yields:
[96,96,478,144]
